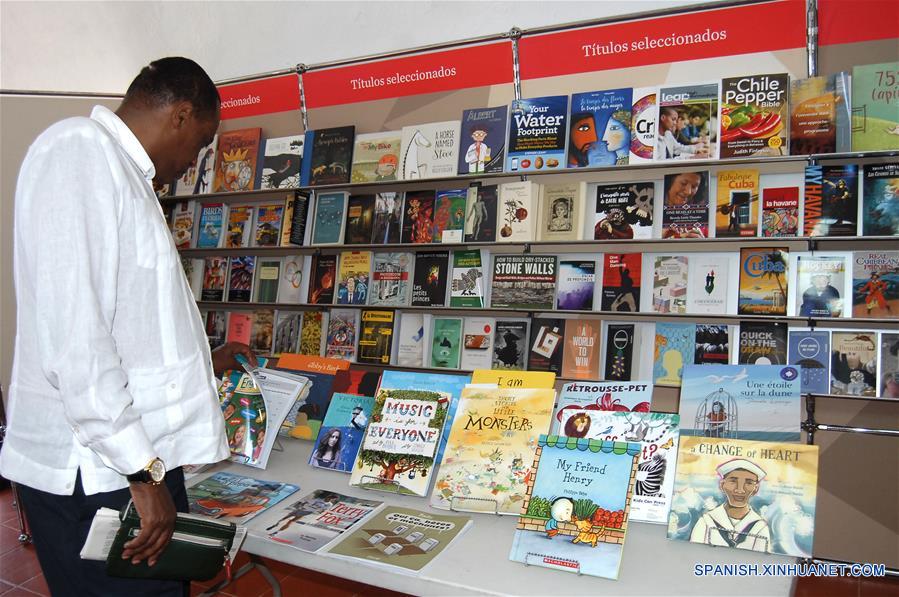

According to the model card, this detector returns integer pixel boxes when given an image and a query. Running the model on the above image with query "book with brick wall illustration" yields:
[509,435,640,580]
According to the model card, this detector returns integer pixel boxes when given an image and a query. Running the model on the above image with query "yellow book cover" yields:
[336,250,372,306]
[470,369,556,388]
[715,169,759,238]
[431,386,555,514]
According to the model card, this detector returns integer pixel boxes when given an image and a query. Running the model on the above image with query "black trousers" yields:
[17,469,190,597]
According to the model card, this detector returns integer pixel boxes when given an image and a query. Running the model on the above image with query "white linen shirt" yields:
[0,105,229,496]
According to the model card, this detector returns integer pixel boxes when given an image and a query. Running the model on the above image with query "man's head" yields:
[659,107,678,133]
[470,125,488,142]
[716,459,766,511]
[118,57,221,183]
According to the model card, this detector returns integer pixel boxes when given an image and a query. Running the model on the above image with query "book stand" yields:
[448,495,502,515]
[524,552,583,576]
[358,475,403,494]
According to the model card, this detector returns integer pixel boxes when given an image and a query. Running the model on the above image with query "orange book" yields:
[276,353,350,375]
[561,319,601,380]
[213,128,262,192]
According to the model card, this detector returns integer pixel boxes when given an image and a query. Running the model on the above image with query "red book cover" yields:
[601,253,642,312]
[761,187,800,237]
[226,312,252,345]
[332,368,381,396]
[214,128,263,192]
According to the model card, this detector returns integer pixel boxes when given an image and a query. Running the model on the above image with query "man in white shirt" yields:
[1,57,255,596]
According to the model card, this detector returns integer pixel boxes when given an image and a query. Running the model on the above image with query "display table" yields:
[191,439,795,596]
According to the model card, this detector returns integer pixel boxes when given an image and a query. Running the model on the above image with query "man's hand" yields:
[211,342,257,377]
[123,483,176,566]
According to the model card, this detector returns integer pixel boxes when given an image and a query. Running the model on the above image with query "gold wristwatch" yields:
[126,457,166,485]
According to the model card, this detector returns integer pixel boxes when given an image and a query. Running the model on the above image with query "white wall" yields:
[1,0,720,92]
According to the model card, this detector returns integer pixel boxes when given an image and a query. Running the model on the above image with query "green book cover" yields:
[852,62,899,151]
[254,259,281,303]
[449,250,484,307]
[430,317,462,369]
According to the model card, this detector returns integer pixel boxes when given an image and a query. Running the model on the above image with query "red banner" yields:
[519,0,807,80]
[302,42,513,109]
[819,0,899,46]
[217,74,300,120]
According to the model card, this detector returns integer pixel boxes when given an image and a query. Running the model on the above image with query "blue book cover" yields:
[679,364,801,441]
[196,203,226,248]
[299,130,315,187]
[226,256,256,302]
[568,88,633,168]
[509,435,640,580]
[379,370,471,468]
[458,105,508,175]
[788,330,831,394]
[652,323,696,386]
[506,95,568,173]
[276,369,337,441]
[308,393,376,473]
[311,192,347,245]
[556,260,595,310]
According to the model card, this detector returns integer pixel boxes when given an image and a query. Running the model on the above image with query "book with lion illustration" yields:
[430,386,555,514]
[509,435,640,580]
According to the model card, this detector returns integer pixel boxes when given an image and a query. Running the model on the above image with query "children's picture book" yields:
[715,169,759,237]
[304,126,355,186]
[593,182,654,240]
[458,106,508,175]
[259,135,303,190]
[369,252,413,307]
[349,387,448,496]
[267,490,383,552]
[804,164,859,237]
[399,120,460,180]
[308,393,376,472]
[862,163,899,236]
[201,256,228,301]
[196,202,227,249]
[761,187,800,237]
[400,190,435,244]
[796,254,846,317]
[880,333,899,398]
[851,62,899,152]
[679,364,801,441]
[460,317,494,371]
[449,249,485,308]
[333,368,381,398]
[307,254,337,305]
[655,83,718,160]
[273,312,301,356]
[490,255,557,310]
[226,256,256,302]
[537,181,587,242]
[738,247,789,316]
[629,87,656,164]
[738,321,788,365]
[852,251,898,318]
[225,204,254,248]
[554,411,679,524]
[275,356,349,441]
[214,128,262,192]
[335,251,372,306]
[509,436,639,580]
[253,259,280,303]
[830,331,878,396]
[561,319,600,380]
[326,507,472,574]
[326,309,359,361]
[171,201,197,249]
[506,95,568,173]
[790,73,851,155]
[527,318,566,374]
[652,255,688,314]
[552,382,652,429]
[471,369,556,388]
[430,317,462,369]
[556,260,595,311]
[601,253,641,312]
[463,184,498,243]
[653,323,696,386]
[668,437,818,556]
[788,330,831,394]
[433,189,467,243]
[351,131,401,183]
[187,471,299,523]
[344,195,376,245]
[174,136,216,196]
[410,250,449,307]
[358,310,395,365]
[604,324,636,381]
[277,255,304,304]
[720,73,789,158]
[396,313,426,367]
[497,181,537,242]
[432,386,555,514]
[298,311,325,356]
[568,88,633,167]
[371,192,403,244]
[687,254,729,315]
[694,324,730,365]
[492,319,529,370]
[662,171,709,238]
[311,192,348,246]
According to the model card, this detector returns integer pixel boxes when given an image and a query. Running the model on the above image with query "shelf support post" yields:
[806,0,819,78]
[296,63,309,132]
[507,27,523,101]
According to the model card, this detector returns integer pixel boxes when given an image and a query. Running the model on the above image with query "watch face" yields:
[149,459,166,483]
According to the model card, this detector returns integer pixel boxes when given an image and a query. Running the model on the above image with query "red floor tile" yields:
[0,580,14,595]
[18,575,48,597]
[0,546,42,586]
[0,526,24,558]
[1,588,41,597]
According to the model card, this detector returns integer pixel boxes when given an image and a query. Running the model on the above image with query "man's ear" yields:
[169,100,194,130]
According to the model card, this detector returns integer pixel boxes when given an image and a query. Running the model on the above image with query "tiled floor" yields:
[0,486,403,597]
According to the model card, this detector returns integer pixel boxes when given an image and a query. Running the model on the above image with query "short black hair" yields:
[123,57,220,118]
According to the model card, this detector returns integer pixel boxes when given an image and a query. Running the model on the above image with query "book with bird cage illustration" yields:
[430,386,555,514]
